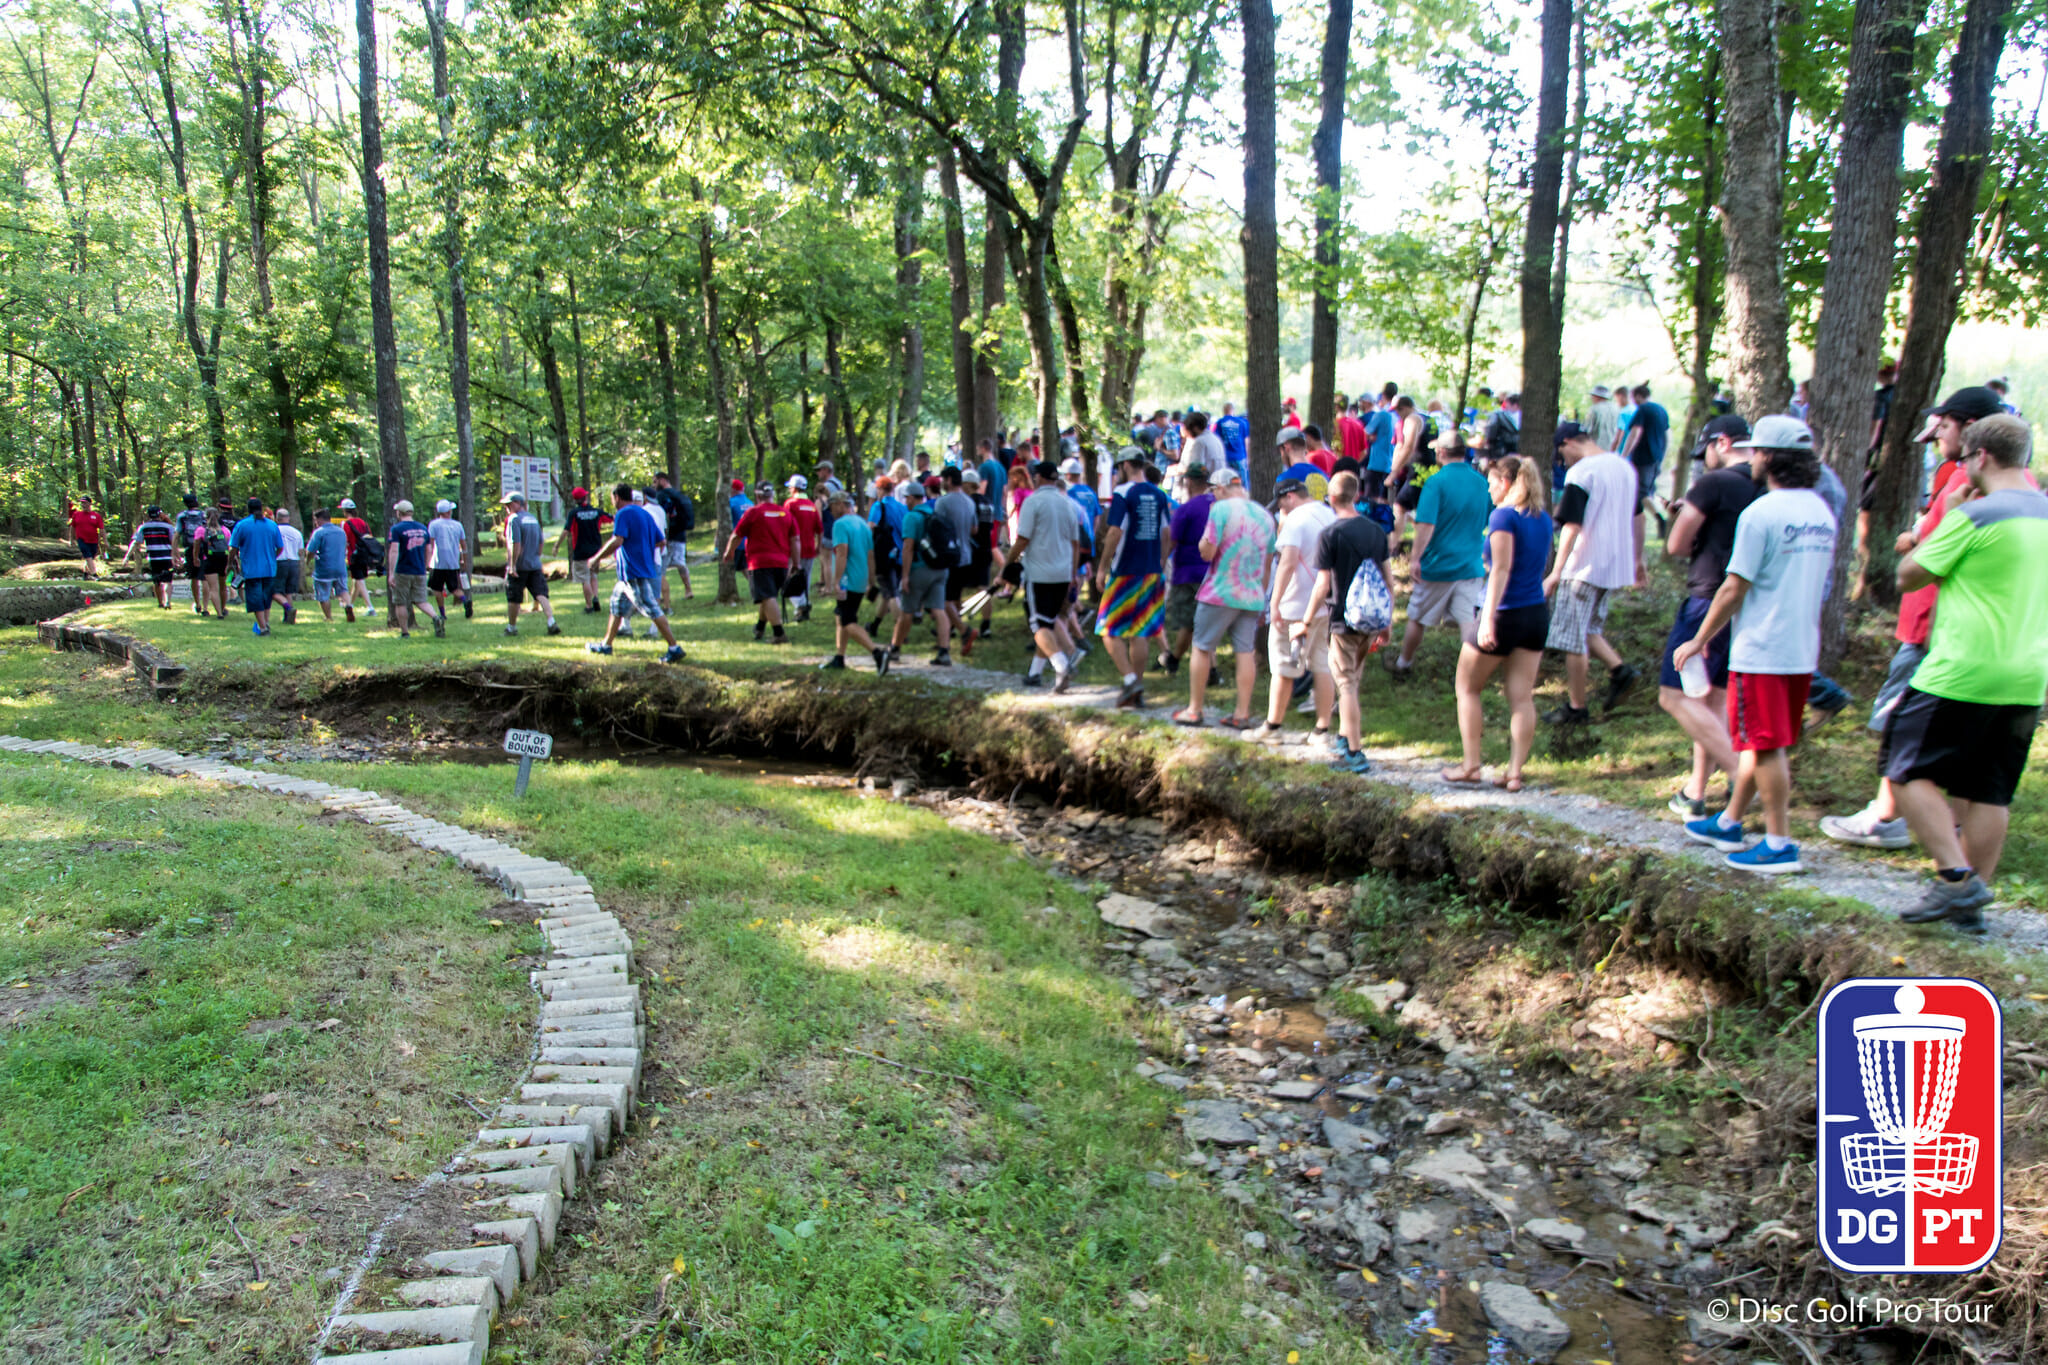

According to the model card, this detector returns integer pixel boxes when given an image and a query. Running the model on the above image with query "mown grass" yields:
[0,757,536,1363]
[303,756,1381,1365]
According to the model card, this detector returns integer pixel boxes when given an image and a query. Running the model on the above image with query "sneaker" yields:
[399,630,411,639]
[432,614,445,638]
[1021,670,1044,688]
[754,624,766,642]
[584,601,602,614]
[503,625,519,637]
[1804,691,1853,736]
[546,622,562,636]
[1601,663,1641,712]
[819,655,847,670]
[1253,722,1286,741]
[1116,679,1144,708]
[1727,841,1803,874]
[931,650,952,667]
[252,622,263,636]
[1160,651,1180,676]
[585,642,612,655]
[1684,815,1750,853]
[1382,654,1413,677]
[283,604,296,624]
[1544,702,1592,725]
[1322,729,1349,754]
[1898,875,1993,932]
[344,604,356,623]
[1051,663,1074,694]
[872,647,891,677]
[771,631,790,645]
[1819,803,1914,850]
[796,604,811,623]
[462,596,473,619]
[1668,788,1707,819]
[1332,748,1372,775]
[663,645,685,664]
[1296,694,1317,716]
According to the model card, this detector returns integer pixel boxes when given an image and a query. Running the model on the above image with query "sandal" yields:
[1217,714,1253,730]
[1493,773,1525,793]
[1172,709,1204,727]
[1439,766,1485,785]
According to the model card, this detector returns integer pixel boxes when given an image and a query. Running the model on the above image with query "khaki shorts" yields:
[1328,630,1375,692]
[1165,581,1200,635]
[571,556,598,587]
[1409,576,1484,630]
[388,572,430,607]
[1269,614,1331,679]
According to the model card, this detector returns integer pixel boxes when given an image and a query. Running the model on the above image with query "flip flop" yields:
[1439,767,1485,785]
[1217,715,1253,730]
[1172,710,1204,727]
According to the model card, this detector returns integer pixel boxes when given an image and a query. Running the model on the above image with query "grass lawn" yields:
[0,755,538,1363]
[295,756,1382,1365]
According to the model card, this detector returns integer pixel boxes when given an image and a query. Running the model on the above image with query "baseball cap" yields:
[145,504,162,516]
[959,467,982,486]
[787,474,808,492]
[339,497,356,510]
[1182,463,1210,483]
[633,489,648,503]
[1927,385,2006,424]
[393,499,413,515]
[436,499,456,513]
[183,493,199,508]
[1213,467,1243,487]
[1694,414,1752,454]
[571,486,589,501]
[1059,456,1083,476]
[902,479,927,499]
[875,475,895,492]
[1734,414,1815,451]
[1115,444,1147,466]
[1276,426,1304,446]
[1554,421,1588,451]
[506,492,527,506]
[1273,477,1309,500]
[1033,458,1062,481]
[247,496,265,512]
[731,478,745,491]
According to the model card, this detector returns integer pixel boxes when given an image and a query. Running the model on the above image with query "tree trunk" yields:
[938,146,978,457]
[1550,4,1589,325]
[1048,240,1095,479]
[1808,0,1931,664]
[82,378,102,503]
[357,0,412,510]
[750,324,781,452]
[1677,50,1725,502]
[567,270,593,490]
[1862,0,2013,604]
[424,0,476,566]
[696,207,739,604]
[820,320,844,469]
[1718,0,1794,417]
[1242,0,1282,499]
[1517,0,1574,472]
[1009,219,1063,451]
[655,313,681,485]
[231,0,299,514]
[208,231,232,496]
[893,154,927,464]
[1308,0,1352,436]
[534,271,573,483]
[975,199,1007,452]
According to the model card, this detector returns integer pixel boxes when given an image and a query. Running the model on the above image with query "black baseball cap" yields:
[1554,421,1588,451]
[1273,477,1310,500]
[1032,458,1061,481]
[1927,386,2005,423]
[182,492,199,508]
[1693,414,1751,455]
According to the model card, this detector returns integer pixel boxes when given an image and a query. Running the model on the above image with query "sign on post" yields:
[525,457,555,519]
[499,455,525,503]
[503,728,553,797]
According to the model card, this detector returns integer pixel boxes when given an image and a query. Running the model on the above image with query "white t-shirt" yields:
[1725,487,1837,675]
[276,523,305,562]
[1560,451,1639,588]
[1184,430,1227,473]
[642,500,669,539]
[1275,500,1337,619]
[427,518,465,570]
[1015,485,1078,584]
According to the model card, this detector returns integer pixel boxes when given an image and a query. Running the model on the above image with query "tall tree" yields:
[937,146,978,457]
[422,0,476,564]
[1307,0,1351,435]
[696,197,739,604]
[356,0,411,508]
[1862,0,2014,603]
[1517,0,1574,466]
[893,151,926,463]
[1806,0,1931,662]
[1718,0,1793,417]
[228,0,301,513]
[1242,0,1281,498]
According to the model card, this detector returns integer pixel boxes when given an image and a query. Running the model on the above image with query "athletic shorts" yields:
[186,556,206,582]
[1410,577,1483,631]
[1165,582,1201,636]
[834,594,864,627]
[902,564,948,615]
[349,555,371,582]
[1328,630,1375,690]
[506,567,549,604]
[1192,602,1259,654]
[273,561,302,595]
[204,554,228,578]
[1870,641,1928,733]
[1658,595,1730,690]
[1269,614,1332,679]
[388,572,430,607]
[77,539,99,559]
[1362,469,1390,504]
[1728,671,1810,753]
[428,568,463,594]
[242,575,275,614]
[1881,687,2040,808]
[571,556,597,587]
[147,562,175,585]
[664,542,690,569]
[1545,579,1613,655]
[948,562,989,599]
[1097,574,1166,638]
[1634,456,1662,504]
[1477,602,1551,657]
[610,576,666,621]
[749,566,789,603]
[313,576,346,603]
[1026,580,1072,633]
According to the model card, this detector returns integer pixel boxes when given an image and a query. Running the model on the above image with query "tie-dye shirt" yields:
[1196,497,1277,611]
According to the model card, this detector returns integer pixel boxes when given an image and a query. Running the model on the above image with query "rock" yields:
[1096,893,1184,938]
[1478,1282,1571,1362]
[1522,1218,1587,1252]
[1137,938,1193,970]
[1180,1101,1259,1146]
[1268,1079,1322,1101]
[1321,1117,1384,1157]
[1602,1151,1652,1182]
[1150,1071,1191,1091]
[1626,1185,1740,1249]
[1394,1208,1442,1243]
[1242,1231,1267,1250]
[1352,979,1409,1013]
[1422,1110,1469,1137]
[1332,1271,1369,1300]
[1126,1289,1152,1311]
[1404,1146,1490,1192]
[1639,1120,1697,1157]
[1228,1047,1271,1066]
[1322,951,1350,975]
[1342,1205,1390,1263]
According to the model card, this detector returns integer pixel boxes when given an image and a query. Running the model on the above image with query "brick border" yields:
[0,736,639,1365]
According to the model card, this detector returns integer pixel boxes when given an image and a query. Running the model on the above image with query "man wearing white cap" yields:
[427,499,468,627]
[1586,384,1621,452]
[784,474,823,622]
[339,497,377,618]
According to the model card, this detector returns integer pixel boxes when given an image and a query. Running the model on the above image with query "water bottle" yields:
[1680,653,1711,698]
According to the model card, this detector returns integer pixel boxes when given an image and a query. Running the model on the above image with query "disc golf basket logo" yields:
[1839,985,1977,1197]
[1817,978,2001,1274]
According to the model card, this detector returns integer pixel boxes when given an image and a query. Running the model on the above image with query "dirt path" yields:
[824,647,2048,956]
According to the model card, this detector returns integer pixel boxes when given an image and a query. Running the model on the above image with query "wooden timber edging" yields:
[39,609,184,699]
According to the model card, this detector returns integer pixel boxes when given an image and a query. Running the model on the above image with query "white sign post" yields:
[503,727,553,797]
[499,455,525,503]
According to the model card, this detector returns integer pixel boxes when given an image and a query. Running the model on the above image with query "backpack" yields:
[674,493,696,535]
[1343,556,1394,634]
[357,535,386,574]
[870,502,901,565]
[1486,410,1520,457]
[915,508,957,569]
[1415,413,1440,454]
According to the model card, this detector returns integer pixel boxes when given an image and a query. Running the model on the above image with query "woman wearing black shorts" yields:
[197,508,231,618]
[1443,456,1553,792]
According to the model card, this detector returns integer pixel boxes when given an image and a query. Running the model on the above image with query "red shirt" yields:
[1336,414,1368,462]
[733,503,793,569]
[343,516,371,559]
[1306,449,1336,477]
[69,508,105,543]
[787,498,822,559]
[1896,460,1963,646]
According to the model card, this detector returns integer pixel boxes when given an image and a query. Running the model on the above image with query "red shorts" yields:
[1727,671,1810,752]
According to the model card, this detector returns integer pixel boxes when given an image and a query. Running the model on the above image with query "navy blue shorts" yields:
[1659,594,1730,690]
[242,575,275,614]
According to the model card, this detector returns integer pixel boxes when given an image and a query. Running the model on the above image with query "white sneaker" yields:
[1819,803,1914,850]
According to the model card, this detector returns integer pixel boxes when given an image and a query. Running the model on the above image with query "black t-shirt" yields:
[1681,463,1762,598]
[1317,513,1391,633]
[1629,401,1670,469]
[653,486,688,538]
[568,504,610,559]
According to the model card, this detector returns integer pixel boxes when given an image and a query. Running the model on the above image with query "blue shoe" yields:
[252,623,263,636]
[663,645,685,664]
[585,642,612,655]
[1726,841,1803,874]
[1332,748,1372,775]
[1684,815,1749,852]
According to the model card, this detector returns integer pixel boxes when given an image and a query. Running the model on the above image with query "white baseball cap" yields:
[1059,456,1083,476]
[339,497,357,510]
[1735,414,1815,452]
[393,499,414,515]
[632,489,647,503]
[435,499,456,514]
[787,474,808,492]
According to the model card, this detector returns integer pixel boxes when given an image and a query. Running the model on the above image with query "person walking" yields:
[194,507,230,617]
[119,505,179,607]
[558,487,612,613]
[339,498,377,618]
[1674,417,1838,873]
[784,474,824,622]
[1885,414,2048,932]
[1620,382,1671,551]
[1658,415,1759,819]
[933,467,978,649]
[585,482,686,661]
[1173,469,1275,728]
[1543,423,1642,723]
[890,478,954,665]
[65,495,106,578]
[1303,471,1390,773]
[1011,458,1084,691]
[426,500,468,629]
[1442,456,1554,792]
[651,471,695,605]
[501,493,561,637]
[727,487,796,645]
[228,497,285,637]
[1162,463,1215,675]
[1585,385,1621,452]
[306,508,350,622]
[174,493,208,614]
[1387,428,1490,677]
[272,507,304,624]
[818,490,888,674]
[383,500,432,638]
[1263,477,1338,739]
[1094,448,1175,708]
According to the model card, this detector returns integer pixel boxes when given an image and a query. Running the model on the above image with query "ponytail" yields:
[1493,456,1548,512]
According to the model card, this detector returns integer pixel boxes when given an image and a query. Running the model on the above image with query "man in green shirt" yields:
[1888,414,2048,932]
[1388,430,1491,675]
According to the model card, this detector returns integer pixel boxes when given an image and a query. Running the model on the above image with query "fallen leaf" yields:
[313,1018,342,1032]
[175,1317,196,1325]
[673,1256,686,1274]
[257,1092,281,1107]
[245,1280,268,1293]
[487,919,505,927]
[289,1234,308,1247]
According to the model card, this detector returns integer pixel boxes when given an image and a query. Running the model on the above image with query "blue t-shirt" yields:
[1104,481,1173,577]
[307,523,347,579]
[1414,461,1492,583]
[831,513,873,592]
[1485,506,1554,610]
[388,519,430,576]
[1213,413,1249,468]
[729,493,753,526]
[612,502,662,580]
[1629,401,1669,469]
[229,515,283,578]
[869,497,906,568]
[1066,485,1100,549]
[978,459,1007,502]
[1364,410,1397,473]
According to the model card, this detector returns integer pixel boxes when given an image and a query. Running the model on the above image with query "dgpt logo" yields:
[1817,979,2002,1273]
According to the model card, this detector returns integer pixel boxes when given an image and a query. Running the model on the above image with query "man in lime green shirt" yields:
[1889,414,2048,933]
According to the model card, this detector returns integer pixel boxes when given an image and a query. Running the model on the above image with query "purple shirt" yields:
[1169,492,1215,586]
